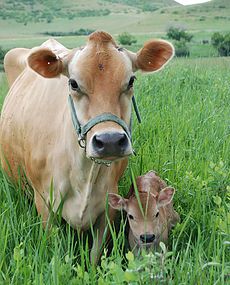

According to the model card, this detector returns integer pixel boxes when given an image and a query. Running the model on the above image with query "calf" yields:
[108,171,180,254]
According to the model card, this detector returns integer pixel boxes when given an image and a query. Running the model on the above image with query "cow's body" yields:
[0,32,174,262]
[1,56,126,230]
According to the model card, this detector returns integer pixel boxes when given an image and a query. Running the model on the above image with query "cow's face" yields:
[28,32,174,162]
[108,187,175,253]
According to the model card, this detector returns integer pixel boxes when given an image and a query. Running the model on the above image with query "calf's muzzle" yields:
[140,234,155,244]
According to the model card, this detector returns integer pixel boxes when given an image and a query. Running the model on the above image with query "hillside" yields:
[0,0,229,38]
[0,0,229,56]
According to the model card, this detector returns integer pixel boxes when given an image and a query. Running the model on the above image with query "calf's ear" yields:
[129,40,174,73]
[108,193,127,210]
[28,48,64,78]
[157,187,175,208]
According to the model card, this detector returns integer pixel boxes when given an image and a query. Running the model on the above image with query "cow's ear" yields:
[28,48,63,78]
[133,40,174,73]
[157,187,175,208]
[108,193,127,210]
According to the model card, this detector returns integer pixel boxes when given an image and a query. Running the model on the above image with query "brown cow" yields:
[0,32,174,262]
[108,171,180,255]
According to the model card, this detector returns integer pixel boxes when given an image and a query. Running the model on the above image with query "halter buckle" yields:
[78,135,86,148]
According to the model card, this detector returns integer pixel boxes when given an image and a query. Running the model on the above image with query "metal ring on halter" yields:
[78,135,86,148]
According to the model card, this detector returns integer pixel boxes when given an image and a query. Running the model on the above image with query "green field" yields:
[0,0,229,57]
[0,0,230,283]
[0,56,229,284]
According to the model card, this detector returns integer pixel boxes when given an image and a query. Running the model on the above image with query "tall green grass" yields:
[0,57,229,284]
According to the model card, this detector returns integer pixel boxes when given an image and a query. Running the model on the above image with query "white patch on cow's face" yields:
[67,44,134,161]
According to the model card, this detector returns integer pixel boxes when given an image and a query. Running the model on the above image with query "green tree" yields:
[174,40,190,57]
[166,26,193,57]
[118,32,137,46]
[167,27,193,42]
[211,32,230,56]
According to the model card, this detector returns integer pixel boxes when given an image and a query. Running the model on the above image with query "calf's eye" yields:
[128,214,134,220]
[156,212,159,218]
[69,79,79,91]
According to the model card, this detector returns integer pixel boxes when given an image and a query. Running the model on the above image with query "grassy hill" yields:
[0,0,229,63]
[0,0,229,41]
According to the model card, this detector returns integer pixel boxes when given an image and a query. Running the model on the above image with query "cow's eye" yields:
[127,76,136,89]
[69,79,79,91]
[128,214,134,220]
[156,212,159,218]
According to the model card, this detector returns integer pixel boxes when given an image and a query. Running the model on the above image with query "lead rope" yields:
[132,96,141,124]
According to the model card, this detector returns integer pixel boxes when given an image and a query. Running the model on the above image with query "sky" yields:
[173,0,212,5]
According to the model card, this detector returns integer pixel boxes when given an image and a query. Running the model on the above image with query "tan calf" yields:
[109,171,180,254]
[0,32,174,263]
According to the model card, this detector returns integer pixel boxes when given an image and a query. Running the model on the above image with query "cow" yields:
[108,171,180,255]
[0,31,174,263]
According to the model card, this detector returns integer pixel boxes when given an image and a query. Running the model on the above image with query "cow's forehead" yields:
[68,39,133,88]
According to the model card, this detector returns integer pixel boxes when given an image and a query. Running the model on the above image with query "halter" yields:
[68,81,141,164]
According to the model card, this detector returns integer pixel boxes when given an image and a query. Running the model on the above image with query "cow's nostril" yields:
[92,135,104,150]
[118,134,128,147]
[140,234,155,243]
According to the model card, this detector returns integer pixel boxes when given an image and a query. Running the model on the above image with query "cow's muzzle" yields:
[91,131,132,158]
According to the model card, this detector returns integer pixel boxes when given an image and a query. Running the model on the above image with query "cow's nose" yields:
[140,234,155,243]
[92,132,130,157]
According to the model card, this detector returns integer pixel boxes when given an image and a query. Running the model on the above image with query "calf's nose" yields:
[140,234,155,243]
[92,132,130,157]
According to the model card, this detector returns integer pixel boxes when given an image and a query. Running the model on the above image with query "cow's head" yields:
[28,32,174,162]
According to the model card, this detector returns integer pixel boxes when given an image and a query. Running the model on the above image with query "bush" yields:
[42,28,95,37]
[167,26,193,42]
[174,40,190,57]
[211,32,230,56]
[166,26,192,57]
[0,46,7,71]
[118,32,137,46]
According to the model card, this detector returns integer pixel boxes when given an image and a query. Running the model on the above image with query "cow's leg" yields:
[34,191,50,228]
[90,207,116,264]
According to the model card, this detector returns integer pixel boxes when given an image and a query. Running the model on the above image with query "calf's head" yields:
[27,32,174,162]
[108,187,175,253]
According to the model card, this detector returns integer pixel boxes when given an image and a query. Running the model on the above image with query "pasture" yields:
[0,56,229,284]
[0,0,229,57]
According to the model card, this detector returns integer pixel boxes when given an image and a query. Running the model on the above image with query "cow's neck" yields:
[59,107,127,229]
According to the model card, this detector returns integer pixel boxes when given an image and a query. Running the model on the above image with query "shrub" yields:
[0,46,7,71]
[174,40,190,57]
[167,26,193,42]
[118,32,137,46]
[166,26,192,57]
[42,28,95,37]
[211,32,230,56]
